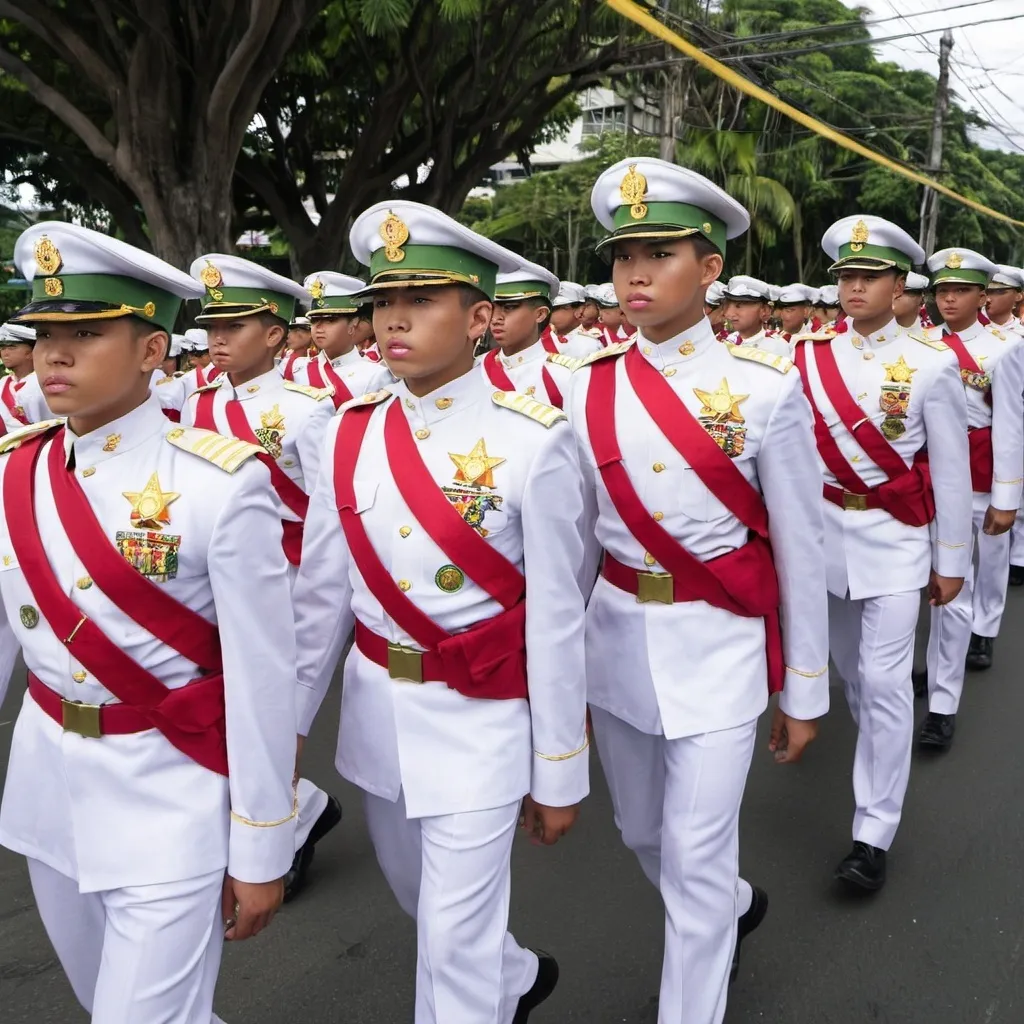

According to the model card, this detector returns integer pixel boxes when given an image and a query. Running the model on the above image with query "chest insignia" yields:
[256,404,286,459]
[115,530,181,583]
[122,472,179,530]
[444,438,505,537]
[961,353,990,393]
[693,377,748,458]
[879,354,918,440]
[449,438,504,489]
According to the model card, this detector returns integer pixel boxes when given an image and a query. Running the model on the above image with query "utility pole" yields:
[659,0,679,161]
[919,30,954,255]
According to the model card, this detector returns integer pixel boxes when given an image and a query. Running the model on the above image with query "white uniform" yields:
[276,350,309,379]
[564,324,604,358]
[292,368,589,1024]
[478,340,577,406]
[569,320,829,1024]
[798,321,972,847]
[0,397,296,1021]
[294,347,392,401]
[151,372,187,418]
[0,372,49,429]
[923,320,1024,712]
[726,328,792,360]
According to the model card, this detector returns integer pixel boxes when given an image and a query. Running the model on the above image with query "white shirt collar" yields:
[63,392,166,469]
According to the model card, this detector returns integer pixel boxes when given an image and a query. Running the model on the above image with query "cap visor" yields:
[195,303,280,323]
[828,256,898,272]
[11,299,141,323]
[595,225,705,256]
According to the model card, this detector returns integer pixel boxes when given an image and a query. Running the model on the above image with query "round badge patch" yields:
[434,565,465,593]
[19,605,38,629]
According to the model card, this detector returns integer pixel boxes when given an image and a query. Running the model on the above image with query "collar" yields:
[736,328,767,345]
[635,316,717,371]
[848,317,899,353]
[228,367,284,400]
[63,393,166,469]
[947,319,985,342]
[497,339,546,369]
[329,348,363,369]
[391,365,485,427]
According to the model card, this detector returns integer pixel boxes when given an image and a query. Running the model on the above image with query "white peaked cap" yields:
[723,275,772,301]
[552,281,587,307]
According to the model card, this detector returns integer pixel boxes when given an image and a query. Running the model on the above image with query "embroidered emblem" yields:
[380,211,410,263]
[525,386,536,396]
[256,404,286,459]
[103,433,121,453]
[309,277,325,303]
[44,277,63,297]
[960,354,990,392]
[122,472,180,530]
[879,354,918,440]
[620,164,649,220]
[441,488,504,538]
[449,438,504,489]
[945,251,963,270]
[850,219,869,252]
[200,261,224,300]
[19,605,38,629]
[692,378,749,458]
[435,564,465,593]
[115,530,181,582]
[34,237,62,275]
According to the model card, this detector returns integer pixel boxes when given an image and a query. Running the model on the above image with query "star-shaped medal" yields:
[449,438,505,489]
[122,472,180,530]
[882,354,918,384]
[693,378,749,423]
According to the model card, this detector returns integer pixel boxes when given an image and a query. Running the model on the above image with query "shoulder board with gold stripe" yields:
[348,388,392,408]
[909,329,948,352]
[987,326,1008,342]
[575,341,631,369]
[490,389,566,428]
[283,380,334,402]
[155,375,178,386]
[192,380,224,396]
[0,419,62,455]
[546,352,581,371]
[725,343,793,374]
[791,331,835,344]
[165,426,261,474]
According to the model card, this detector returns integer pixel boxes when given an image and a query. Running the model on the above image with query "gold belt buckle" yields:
[636,571,675,605]
[387,643,424,683]
[61,699,102,739]
[843,491,868,511]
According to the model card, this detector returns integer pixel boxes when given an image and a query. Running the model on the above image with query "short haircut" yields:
[454,284,491,309]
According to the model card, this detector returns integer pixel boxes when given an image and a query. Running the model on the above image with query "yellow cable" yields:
[606,0,1024,230]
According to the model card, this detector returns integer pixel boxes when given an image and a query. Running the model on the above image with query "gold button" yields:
[399,526,412,538]
[76,577,93,590]
[643,346,652,355]
[516,356,523,364]
[435,398,453,410]
[863,352,874,361]
[72,671,87,683]
[282,458,295,467]
[644,552,656,567]
[653,462,666,473]
[653,511,664,521]
[663,368,676,377]
[406,399,415,409]
[167,428,185,440]
[247,384,260,393]
[81,467,96,478]
[398,579,412,592]
[415,428,430,440]
[679,341,695,355]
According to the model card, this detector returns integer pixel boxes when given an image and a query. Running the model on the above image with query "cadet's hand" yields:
[768,708,818,764]
[983,506,1016,536]
[222,876,284,941]
[520,796,579,846]
[928,572,964,606]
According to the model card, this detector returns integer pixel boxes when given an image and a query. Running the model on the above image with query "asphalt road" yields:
[3,594,1024,1024]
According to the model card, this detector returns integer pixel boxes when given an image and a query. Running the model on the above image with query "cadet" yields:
[0,222,297,1022]
[0,322,49,429]
[774,283,814,342]
[282,314,313,378]
[798,216,971,888]
[986,266,1024,337]
[591,283,629,345]
[892,271,931,330]
[292,201,589,1024]
[547,281,601,358]
[704,280,729,338]
[916,249,1023,747]
[482,259,575,408]
[721,276,792,358]
[578,158,829,1024]
[181,254,341,898]
[296,271,392,409]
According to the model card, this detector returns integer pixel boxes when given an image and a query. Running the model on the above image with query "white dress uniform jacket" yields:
[478,339,577,405]
[563,325,605,358]
[0,372,49,429]
[726,328,793,360]
[294,347,392,401]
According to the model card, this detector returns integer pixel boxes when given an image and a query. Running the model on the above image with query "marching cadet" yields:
[0,322,49,429]
[278,316,312,382]
[0,222,297,1022]
[180,253,341,899]
[916,249,1024,746]
[591,283,626,346]
[704,280,729,338]
[721,276,792,358]
[578,158,829,1024]
[985,265,1024,337]
[797,216,971,888]
[774,283,815,342]
[819,284,842,324]
[892,271,931,330]
[580,285,603,330]
[296,271,392,409]
[291,201,589,1024]
[482,260,576,408]
[547,281,601,358]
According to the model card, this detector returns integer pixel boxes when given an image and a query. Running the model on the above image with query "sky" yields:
[848,0,1024,155]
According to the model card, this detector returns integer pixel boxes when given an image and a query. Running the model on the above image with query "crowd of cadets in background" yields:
[0,155,1023,1024]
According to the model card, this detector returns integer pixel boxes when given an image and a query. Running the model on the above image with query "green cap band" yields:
[832,242,913,272]
[23,273,180,331]
[494,280,552,301]
[931,267,990,286]
[198,286,296,323]
[598,202,727,255]
[308,295,360,314]
[367,244,498,299]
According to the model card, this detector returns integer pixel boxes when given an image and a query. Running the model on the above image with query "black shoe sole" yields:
[834,865,885,892]
[917,736,953,753]
[513,952,559,1024]
[730,887,769,985]
[308,795,343,847]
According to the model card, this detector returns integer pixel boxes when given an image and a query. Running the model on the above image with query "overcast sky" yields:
[848,0,1024,155]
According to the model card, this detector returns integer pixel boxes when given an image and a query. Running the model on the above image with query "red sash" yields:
[363,345,382,363]
[942,330,993,407]
[194,388,309,564]
[585,346,783,694]
[1,377,28,427]
[334,400,527,700]
[7,431,227,774]
[621,323,637,338]
[196,365,221,388]
[482,350,563,409]
[599,326,617,348]
[306,357,353,410]
[793,341,933,526]
[539,325,560,354]
[280,350,300,381]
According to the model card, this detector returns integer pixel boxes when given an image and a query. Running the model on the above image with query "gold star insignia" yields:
[123,472,180,530]
[882,354,918,384]
[693,378,749,423]
[449,438,505,489]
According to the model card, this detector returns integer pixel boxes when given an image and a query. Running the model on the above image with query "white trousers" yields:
[1010,510,1024,565]
[590,706,757,1024]
[362,789,538,1024]
[828,591,918,850]
[926,506,1010,714]
[294,777,329,850]
[27,858,226,1024]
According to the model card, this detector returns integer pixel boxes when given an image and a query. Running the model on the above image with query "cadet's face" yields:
[373,286,491,394]
[309,314,355,358]
[187,350,211,368]
[706,304,726,329]
[489,300,546,351]
[935,283,984,331]
[549,305,580,333]
[722,299,766,335]
[612,238,722,343]
[286,328,310,351]
[0,342,33,373]
[986,288,1018,321]
[581,301,599,327]
[207,318,283,375]
[836,269,901,321]
[892,291,921,320]
[351,318,375,347]
[777,305,808,333]
[599,305,625,329]
[33,319,164,430]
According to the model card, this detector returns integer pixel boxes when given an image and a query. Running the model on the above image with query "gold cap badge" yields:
[946,251,963,270]
[309,277,325,302]
[620,164,649,221]
[34,237,63,276]
[43,277,64,297]
[850,219,869,252]
[380,212,410,263]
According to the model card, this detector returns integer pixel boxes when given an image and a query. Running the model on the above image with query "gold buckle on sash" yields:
[61,699,102,738]
[842,491,869,511]
[636,572,675,604]
[387,643,424,683]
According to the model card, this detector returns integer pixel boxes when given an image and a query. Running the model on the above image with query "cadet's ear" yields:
[699,251,724,287]
[468,300,493,343]
[141,330,169,373]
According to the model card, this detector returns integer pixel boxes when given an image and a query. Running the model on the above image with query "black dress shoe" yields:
[918,711,956,752]
[284,794,343,903]
[730,885,768,984]
[1010,565,1024,587]
[965,634,993,671]
[513,951,559,1023]
[834,842,886,891]
[911,668,928,700]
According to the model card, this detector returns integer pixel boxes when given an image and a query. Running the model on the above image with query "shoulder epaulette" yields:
[909,329,948,352]
[988,327,1008,342]
[546,352,581,371]
[191,379,224,397]
[490,389,566,428]
[155,375,177,385]
[0,419,62,455]
[725,343,793,374]
[165,426,261,474]
[575,341,631,369]
[791,330,835,344]
[283,380,334,402]
[353,388,392,407]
